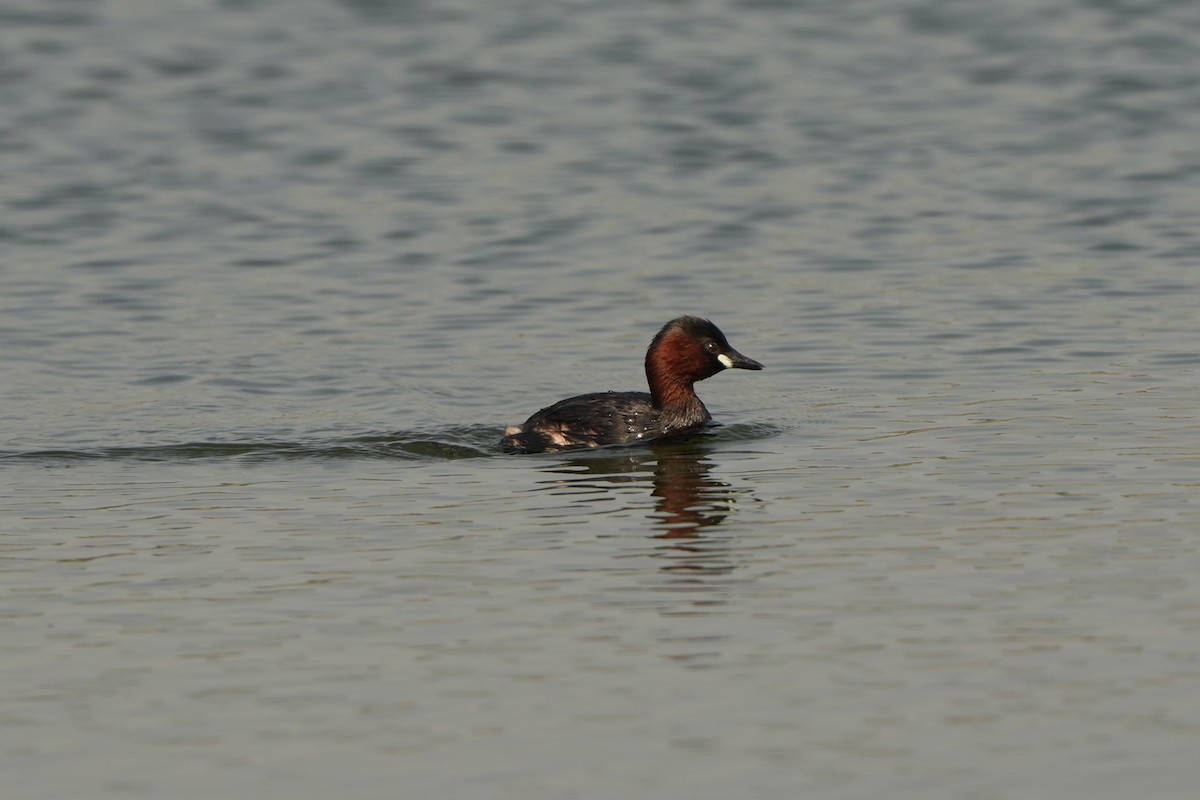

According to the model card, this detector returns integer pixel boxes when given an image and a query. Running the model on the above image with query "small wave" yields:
[0,427,500,464]
[0,422,782,465]
[712,421,786,441]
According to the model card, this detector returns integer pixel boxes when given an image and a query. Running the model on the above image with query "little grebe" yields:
[499,316,763,454]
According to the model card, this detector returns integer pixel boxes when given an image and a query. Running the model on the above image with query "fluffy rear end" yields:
[499,429,558,454]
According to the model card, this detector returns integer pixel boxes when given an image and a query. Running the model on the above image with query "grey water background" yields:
[3,0,1200,797]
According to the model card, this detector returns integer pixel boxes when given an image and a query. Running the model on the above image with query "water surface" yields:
[3,0,1200,798]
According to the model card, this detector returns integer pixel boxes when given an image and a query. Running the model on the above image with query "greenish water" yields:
[3,1,1200,798]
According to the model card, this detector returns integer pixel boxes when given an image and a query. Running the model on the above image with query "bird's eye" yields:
[704,340,720,353]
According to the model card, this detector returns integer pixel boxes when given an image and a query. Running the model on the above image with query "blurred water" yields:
[2,0,1200,798]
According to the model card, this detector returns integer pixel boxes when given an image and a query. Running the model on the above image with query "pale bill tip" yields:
[717,353,734,368]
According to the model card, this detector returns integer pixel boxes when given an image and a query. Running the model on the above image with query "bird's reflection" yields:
[535,439,757,576]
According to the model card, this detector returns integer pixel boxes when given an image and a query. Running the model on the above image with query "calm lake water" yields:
[3,0,1200,797]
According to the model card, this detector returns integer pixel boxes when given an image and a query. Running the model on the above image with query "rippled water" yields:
[3,0,1200,798]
